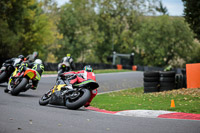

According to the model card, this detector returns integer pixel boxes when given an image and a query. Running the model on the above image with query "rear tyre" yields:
[11,78,28,96]
[0,71,7,83]
[65,89,91,110]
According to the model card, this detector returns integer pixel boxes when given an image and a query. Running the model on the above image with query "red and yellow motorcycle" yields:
[7,64,41,96]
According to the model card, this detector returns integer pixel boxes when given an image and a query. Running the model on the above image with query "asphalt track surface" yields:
[0,72,199,133]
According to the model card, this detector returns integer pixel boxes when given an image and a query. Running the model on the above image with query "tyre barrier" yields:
[159,71,175,92]
[143,71,160,93]
[143,71,180,93]
[175,74,183,89]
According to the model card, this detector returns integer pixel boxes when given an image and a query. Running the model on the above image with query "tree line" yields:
[0,0,199,67]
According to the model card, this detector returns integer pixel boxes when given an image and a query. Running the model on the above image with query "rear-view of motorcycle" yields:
[0,58,22,84]
[6,63,41,96]
[39,74,99,110]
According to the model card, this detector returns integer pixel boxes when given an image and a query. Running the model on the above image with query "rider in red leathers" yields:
[62,65,97,107]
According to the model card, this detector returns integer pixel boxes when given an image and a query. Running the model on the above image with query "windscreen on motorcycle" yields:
[13,58,22,67]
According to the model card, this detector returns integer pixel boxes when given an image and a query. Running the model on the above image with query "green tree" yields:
[57,0,97,62]
[182,0,200,40]
[0,0,56,61]
[0,0,30,59]
[134,15,195,67]
[156,1,168,15]
[94,0,157,63]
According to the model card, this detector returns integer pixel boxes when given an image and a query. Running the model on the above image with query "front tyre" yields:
[65,88,91,110]
[11,78,28,96]
[39,91,52,106]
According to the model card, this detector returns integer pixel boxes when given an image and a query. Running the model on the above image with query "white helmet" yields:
[34,59,42,64]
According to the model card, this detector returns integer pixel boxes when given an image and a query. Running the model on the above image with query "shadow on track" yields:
[0,84,7,87]
[44,104,87,111]
[15,93,41,98]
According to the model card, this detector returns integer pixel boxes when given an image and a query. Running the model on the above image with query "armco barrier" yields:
[43,63,116,71]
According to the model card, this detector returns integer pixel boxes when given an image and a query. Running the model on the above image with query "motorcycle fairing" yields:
[73,79,99,90]
[52,84,66,93]
[24,69,37,79]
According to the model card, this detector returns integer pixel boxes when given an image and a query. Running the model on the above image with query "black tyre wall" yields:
[144,71,160,77]
[159,71,175,92]
[143,71,159,93]
[159,71,175,77]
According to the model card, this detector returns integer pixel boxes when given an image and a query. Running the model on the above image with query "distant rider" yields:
[26,51,38,63]
[57,54,75,76]
[4,55,25,65]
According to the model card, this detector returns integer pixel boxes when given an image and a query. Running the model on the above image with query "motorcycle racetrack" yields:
[0,71,199,133]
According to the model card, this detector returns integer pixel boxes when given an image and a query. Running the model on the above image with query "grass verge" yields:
[91,87,200,114]
[43,69,132,75]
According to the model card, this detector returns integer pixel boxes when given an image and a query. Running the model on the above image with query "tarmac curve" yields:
[43,73,200,121]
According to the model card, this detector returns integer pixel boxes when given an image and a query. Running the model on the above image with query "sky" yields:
[55,0,184,16]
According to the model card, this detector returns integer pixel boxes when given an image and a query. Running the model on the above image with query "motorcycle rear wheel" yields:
[65,88,91,110]
[0,71,7,83]
[11,78,28,96]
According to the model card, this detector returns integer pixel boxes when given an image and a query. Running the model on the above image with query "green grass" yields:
[94,69,132,74]
[43,71,58,74]
[91,87,200,114]
[43,69,132,74]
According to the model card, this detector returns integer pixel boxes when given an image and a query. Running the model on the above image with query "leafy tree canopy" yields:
[182,0,200,40]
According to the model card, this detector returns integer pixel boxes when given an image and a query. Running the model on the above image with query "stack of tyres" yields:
[159,71,175,91]
[143,71,160,93]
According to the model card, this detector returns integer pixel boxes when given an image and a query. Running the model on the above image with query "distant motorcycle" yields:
[39,74,99,110]
[7,64,40,96]
[0,58,22,84]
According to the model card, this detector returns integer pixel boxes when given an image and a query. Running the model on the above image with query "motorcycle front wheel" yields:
[39,90,52,106]
[65,88,91,110]
[11,78,28,96]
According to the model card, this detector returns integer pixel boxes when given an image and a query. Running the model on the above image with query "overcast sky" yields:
[55,0,184,16]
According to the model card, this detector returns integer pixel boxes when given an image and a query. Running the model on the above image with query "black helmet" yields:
[83,65,93,72]
[18,55,25,60]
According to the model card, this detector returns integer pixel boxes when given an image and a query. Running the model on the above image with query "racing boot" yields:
[31,85,37,90]
[4,87,10,93]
